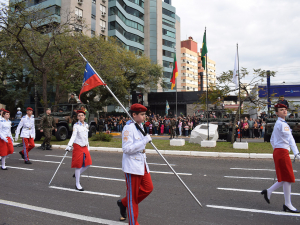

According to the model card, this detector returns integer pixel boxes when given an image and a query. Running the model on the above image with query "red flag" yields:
[170,54,178,90]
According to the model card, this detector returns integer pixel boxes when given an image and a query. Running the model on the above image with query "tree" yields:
[196,68,276,143]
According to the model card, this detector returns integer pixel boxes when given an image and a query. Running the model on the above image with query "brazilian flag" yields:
[201,30,208,69]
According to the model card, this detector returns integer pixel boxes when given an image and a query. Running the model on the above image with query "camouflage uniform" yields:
[69,97,77,104]
[40,113,56,150]
[170,119,176,139]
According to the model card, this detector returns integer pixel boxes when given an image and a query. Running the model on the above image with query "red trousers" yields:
[121,169,153,225]
[273,148,295,182]
[22,138,35,161]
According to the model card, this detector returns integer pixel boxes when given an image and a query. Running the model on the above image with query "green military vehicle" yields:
[35,104,98,141]
[264,118,300,143]
[199,117,236,142]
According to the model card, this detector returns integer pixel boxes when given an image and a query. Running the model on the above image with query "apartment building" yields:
[198,53,216,90]
[11,0,109,37]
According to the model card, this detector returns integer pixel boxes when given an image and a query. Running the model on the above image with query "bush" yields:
[91,132,113,142]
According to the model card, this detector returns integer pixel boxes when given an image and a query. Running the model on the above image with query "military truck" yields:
[264,118,300,143]
[199,117,236,142]
[35,104,98,141]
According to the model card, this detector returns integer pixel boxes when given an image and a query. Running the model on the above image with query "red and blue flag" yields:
[79,63,106,101]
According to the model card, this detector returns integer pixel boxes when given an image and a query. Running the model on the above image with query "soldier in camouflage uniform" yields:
[169,117,176,139]
[68,93,78,104]
[40,108,57,150]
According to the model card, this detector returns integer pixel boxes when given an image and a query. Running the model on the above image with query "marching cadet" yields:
[261,104,300,213]
[40,108,57,150]
[0,110,14,170]
[15,107,36,164]
[117,103,153,224]
[0,108,3,161]
[65,110,92,191]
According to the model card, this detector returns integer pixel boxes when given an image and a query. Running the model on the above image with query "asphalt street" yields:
[1,147,300,225]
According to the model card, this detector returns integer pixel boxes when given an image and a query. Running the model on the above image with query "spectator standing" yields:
[178,119,182,136]
[261,120,266,138]
[248,118,254,138]
[154,119,159,135]
[184,122,189,137]
[277,95,289,108]
[15,108,22,119]
[253,121,259,138]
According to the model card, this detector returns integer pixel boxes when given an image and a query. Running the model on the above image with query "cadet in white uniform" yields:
[117,104,153,224]
[65,110,92,191]
[15,107,35,164]
[0,108,3,162]
[261,104,300,213]
[0,110,14,169]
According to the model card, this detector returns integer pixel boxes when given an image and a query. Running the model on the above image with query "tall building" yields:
[11,0,108,37]
[181,37,216,92]
[108,0,181,92]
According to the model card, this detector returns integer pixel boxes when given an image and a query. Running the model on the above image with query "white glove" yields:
[295,153,300,161]
[65,146,73,151]
[143,134,152,145]
[15,136,18,142]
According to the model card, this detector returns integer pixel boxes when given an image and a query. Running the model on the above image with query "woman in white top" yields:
[0,110,14,170]
[65,110,92,191]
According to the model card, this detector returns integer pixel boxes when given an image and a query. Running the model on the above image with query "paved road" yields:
[1,147,299,224]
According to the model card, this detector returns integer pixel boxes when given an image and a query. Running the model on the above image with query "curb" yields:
[13,144,295,160]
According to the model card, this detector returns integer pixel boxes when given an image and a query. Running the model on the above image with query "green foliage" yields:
[91,132,113,142]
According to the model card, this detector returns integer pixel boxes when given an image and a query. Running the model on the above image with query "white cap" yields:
[17,107,21,110]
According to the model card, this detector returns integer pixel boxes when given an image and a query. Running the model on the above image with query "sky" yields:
[172,0,300,85]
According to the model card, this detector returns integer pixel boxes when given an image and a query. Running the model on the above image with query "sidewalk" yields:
[13,143,293,160]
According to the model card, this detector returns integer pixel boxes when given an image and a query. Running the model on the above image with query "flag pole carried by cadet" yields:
[77,50,203,208]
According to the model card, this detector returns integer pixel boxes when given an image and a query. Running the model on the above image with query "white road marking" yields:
[49,186,120,197]
[206,205,300,217]
[6,166,34,171]
[90,165,192,175]
[230,168,297,172]
[148,162,176,166]
[81,175,125,182]
[217,187,300,196]
[19,159,64,164]
[0,199,125,224]
[224,176,300,181]
[45,155,72,159]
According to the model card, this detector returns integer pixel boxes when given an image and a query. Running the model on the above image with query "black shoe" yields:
[46,145,52,150]
[19,151,24,159]
[117,200,127,221]
[75,185,84,191]
[1,167,8,170]
[73,173,75,178]
[40,143,45,150]
[24,160,32,164]
[261,189,270,204]
[283,205,300,213]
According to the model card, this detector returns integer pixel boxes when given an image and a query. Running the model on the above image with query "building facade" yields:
[108,0,181,92]
[180,37,216,92]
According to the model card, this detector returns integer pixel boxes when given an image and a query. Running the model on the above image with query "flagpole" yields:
[237,43,241,142]
[205,27,209,140]
[175,47,178,122]
[77,50,203,208]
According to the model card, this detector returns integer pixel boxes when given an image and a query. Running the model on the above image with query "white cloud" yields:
[172,0,300,84]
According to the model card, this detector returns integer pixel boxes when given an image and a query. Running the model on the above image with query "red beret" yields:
[130,104,147,112]
[76,110,86,115]
[0,108,4,111]
[275,103,288,109]
[26,107,33,111]
[3,110,10,113]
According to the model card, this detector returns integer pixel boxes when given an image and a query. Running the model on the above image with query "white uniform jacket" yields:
[122,121,149,176]
[270,117,299,155]
[68,121,89,148]
[15,115,35,139]
[0,119,13,142]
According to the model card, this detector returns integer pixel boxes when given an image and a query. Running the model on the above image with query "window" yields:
[110,21,144,45]
[113,0,144,20]
[162,39,175,48]
[100,19,106,28]
[110,7,144,32]
[100,4,106,13]
[163,60,172,68]
[75,7,83,17]
[162,18,175,28]
[162,29,175,38]
[163,72,172,79]
[91,30,95,36]
[127,0,144,8]
[162,8,175,18]
[92,0,96,3]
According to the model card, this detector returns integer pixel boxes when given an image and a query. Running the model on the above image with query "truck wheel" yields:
[55,126,68,141]
[89,125,97,138]
[35,132,42,141]
[264,134,270,142]
[227,132,232,142]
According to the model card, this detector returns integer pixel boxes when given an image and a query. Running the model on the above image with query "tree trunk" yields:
[42,72,47,112]
[54,83,62,105]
